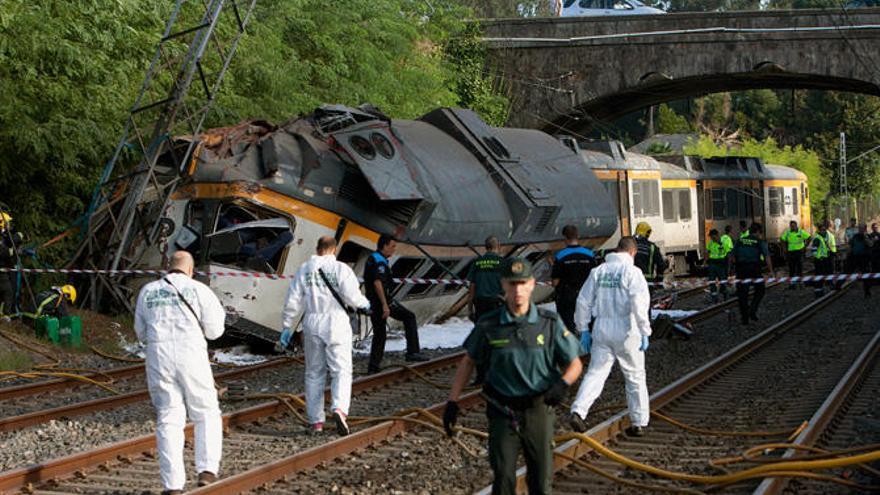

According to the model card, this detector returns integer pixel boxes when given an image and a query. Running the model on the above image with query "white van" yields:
[557,0,666,16]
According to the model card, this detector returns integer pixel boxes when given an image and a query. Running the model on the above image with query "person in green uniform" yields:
[730,224,774,324]
[706,229,731,303]
[721,226,734,253]
[466,236,504,322]
[444,257,583,495]
[781,220,811,289]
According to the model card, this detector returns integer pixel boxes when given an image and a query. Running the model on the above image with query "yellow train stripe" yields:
[661,180,696,189]
[628,170,661,179]
[763,180,804,187]
[592,170,618,180]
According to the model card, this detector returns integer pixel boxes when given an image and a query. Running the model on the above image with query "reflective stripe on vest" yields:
[782,229,808,251]
[815,232,836,259]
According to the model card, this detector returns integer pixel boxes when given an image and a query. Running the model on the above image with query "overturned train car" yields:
[137,106,618,341]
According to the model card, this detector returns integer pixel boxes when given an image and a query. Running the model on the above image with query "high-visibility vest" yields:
[781,228,810,251]
[814,232,837,259]
[720,234,733,253]
[707,239,727,260]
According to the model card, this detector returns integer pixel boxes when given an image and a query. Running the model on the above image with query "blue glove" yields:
[639,335,650,352]
[279,328,292,347]
[21,248,36,257]
[580,331,592,354]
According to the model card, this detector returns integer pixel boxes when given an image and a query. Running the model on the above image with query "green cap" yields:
[501,257,534,281]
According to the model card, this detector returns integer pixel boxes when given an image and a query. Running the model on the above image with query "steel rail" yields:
[0,357,294,433]
[478,282,850,494]
[188,388,483,494]
[0,352,463,493]
[751,322,880,495]
[0,364,144,401]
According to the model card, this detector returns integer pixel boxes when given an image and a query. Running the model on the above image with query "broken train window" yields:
[206,203,295,274]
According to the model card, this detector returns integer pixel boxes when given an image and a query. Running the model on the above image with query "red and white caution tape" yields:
[2,267,880,288]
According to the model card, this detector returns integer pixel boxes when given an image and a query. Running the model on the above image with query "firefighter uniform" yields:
[731,235,770,324]
[467,252,504,320]
[464,302,580,494]
[551,245,595,334]
[0,213,24,317]
[781,227,811,286]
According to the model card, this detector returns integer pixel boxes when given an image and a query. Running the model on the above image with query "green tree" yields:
[655,104,691,134]
[0,0,509,262]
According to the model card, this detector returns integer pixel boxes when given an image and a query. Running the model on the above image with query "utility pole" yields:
[840,131,849,221]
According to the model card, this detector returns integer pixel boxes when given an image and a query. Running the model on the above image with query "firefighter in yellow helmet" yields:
[633,222,667,284]
[25,285,76,321]
[0,211,25,318]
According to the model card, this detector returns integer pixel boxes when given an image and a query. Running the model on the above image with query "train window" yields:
[738,191,751,218]
[726,189,739,218]
[791,187,799,215]
[207,208,294,274]
[704,190,713,220]
[408,260,456,296]
[751,188,763,217]
[712,189,726,219]
[632,180,659,218]
[662,190,676,222]
[768,187,783,217]
[370,133,395,159]
[678,190,692,221]
[391,257,424,279]
[350,136,376,160]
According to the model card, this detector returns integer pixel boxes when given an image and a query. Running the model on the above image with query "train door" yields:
[618,171,631,235]
[696,182,706,256]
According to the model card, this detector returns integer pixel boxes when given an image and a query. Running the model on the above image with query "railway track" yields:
[0,353,466,494]
[0,358,294,433]
[500,282,877,495]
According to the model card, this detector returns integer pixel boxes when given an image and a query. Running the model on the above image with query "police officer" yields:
[0,211,25,318]
[551,225,596,335]
[443,258,582,495]
[706,229,730,302]
[364,234,427,374]
[781,220,811,289]
[810,221,837,298]
[730,223,774,324]
[466,236,504,322]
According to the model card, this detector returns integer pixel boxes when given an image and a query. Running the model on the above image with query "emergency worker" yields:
[551,225,596,335]
[279,236,370,435]
[781,220,811,288]
[634,222,667,287]
[444,258,582,495]
[705,229,730,302]
[848,224,871,297]
[810,221,837,298]
[568,237,651,437]
[364,234,426,373]
[0,211,24,317]
[25,285,76,320]
[868,223,880,297]
[721,226,734,254]
[738,220,749,240]
[466,236,504,321]
[134,251,225,494]
[730,223,774,324]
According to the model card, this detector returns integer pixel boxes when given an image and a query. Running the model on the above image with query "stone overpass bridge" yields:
[481,8,880,132]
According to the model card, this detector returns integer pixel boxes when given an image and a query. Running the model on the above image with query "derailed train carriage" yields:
[138,105,619,341]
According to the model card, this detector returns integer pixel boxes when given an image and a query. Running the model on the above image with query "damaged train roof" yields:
[178,105,618,246]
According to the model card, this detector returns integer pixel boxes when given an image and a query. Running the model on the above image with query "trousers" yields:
[368,301,419,371]
[735,263,765,320]
[487,400,554,495]
[786,250,804,281]
[0,272,15,316]
[303,326,353,425]
[570,334,649,428]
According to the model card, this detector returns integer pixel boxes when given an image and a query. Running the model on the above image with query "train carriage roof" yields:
[181,105,619,246]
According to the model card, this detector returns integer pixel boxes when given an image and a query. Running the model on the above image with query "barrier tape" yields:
[2,267,879,288]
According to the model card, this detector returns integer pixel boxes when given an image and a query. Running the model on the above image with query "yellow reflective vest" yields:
[813,231,837,259]
[781,228,810,252]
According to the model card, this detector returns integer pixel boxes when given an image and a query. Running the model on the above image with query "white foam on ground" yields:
[354,317,474,355]
[212,345,268,366]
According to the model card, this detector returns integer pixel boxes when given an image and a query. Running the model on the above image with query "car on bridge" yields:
[557,0,666,16]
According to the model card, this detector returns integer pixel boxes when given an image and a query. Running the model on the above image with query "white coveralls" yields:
[134,273,226,490]
[281,254,369,425]
[570,252,652,427]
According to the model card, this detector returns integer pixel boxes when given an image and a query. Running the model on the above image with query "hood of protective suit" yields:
[574,251,651,342]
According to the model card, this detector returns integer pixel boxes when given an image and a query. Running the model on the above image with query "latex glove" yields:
[20,247,36,257]
[580,331,592,354]
[274,328,293,353]
[639,335,650,352]
[443,400,459,437]
[543,378,569,406]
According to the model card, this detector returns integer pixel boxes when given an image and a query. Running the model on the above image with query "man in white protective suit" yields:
[134,251,226,495]
[280,236,370,436]
[568,236,652,437]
